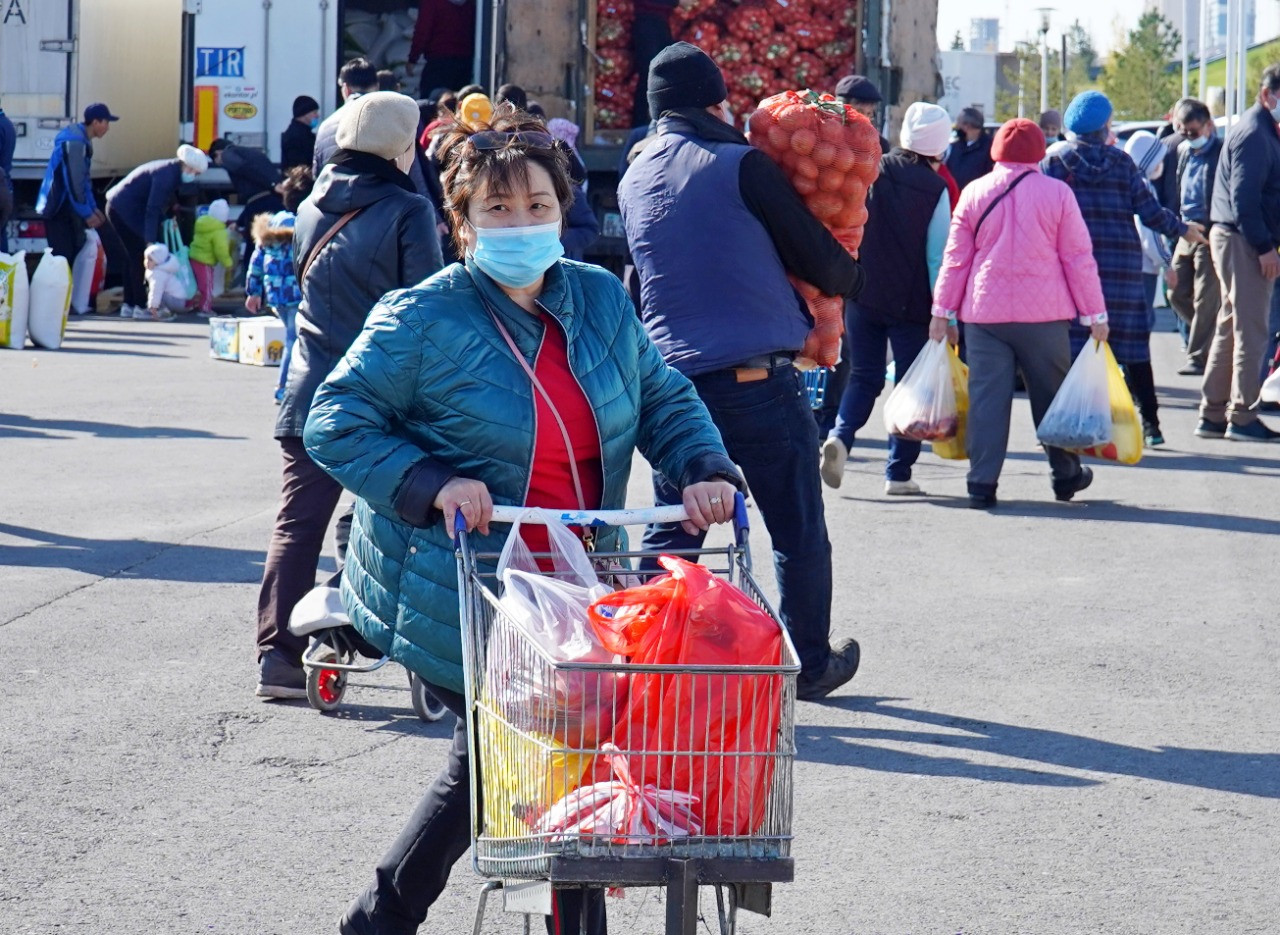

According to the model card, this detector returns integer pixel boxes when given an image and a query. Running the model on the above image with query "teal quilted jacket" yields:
[304,258,739,694]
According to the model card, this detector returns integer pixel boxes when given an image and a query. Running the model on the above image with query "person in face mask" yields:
[1168,98,1222,377]
[1195,64,1280,440]
[103,143,208,314]
[281,94,321,171]
[253,90,444,702]
[304,103,743,935]
[945,107,995,191]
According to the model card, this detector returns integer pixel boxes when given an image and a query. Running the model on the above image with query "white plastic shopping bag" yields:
[1262,367,1280,404]
[1037,341,1112,450]
[882,338,959,441]
[70,230,101,314]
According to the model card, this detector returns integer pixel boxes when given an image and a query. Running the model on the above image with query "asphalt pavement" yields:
[3,310,1278,935]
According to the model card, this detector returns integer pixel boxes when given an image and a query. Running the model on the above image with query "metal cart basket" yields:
[455,498,799,935]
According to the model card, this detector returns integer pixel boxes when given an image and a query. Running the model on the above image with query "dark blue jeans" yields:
[641,365,833,676]
[829,303,929,482]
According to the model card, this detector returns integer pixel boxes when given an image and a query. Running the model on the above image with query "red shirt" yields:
[409,0,477,62]
[520,312,603,558]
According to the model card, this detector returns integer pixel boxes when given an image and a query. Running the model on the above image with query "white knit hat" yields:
[900,102,953,159]
[177,143,209,173]
[207,198,230,222]
[1124,131,1165,180]
[144,243,170,264]
[336,91,419,161]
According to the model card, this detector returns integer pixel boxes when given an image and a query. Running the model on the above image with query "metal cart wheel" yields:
[409,672,448,722]
[306,650,347,712]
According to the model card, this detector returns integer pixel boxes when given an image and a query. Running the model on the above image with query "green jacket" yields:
[304,259,738,694]
[188,214,232,268]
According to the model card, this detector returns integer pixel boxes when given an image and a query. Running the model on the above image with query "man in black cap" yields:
[836,74,889,153]
[281,94,320,171]
[945,106,994,190]
[618,41,865,701]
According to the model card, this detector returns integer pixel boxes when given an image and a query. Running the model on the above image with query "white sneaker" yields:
[819,437,848,489]
[118,304,137,318]
[885,479,924,496]
[133,306,154,319]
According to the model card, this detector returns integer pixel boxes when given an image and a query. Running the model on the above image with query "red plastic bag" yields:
[586,555,784,837]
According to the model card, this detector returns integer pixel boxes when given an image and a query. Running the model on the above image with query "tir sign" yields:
[196,47,245,78]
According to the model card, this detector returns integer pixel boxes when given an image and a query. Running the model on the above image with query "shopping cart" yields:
[455,496,799,935]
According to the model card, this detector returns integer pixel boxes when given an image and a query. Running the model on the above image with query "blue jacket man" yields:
[35,103,118,261]
[1197,65,1280,440]
[618,42,864,700]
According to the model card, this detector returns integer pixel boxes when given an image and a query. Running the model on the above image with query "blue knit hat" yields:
[1064,91,1113,135]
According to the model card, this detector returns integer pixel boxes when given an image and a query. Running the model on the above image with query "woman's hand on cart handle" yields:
[436,477,494,539]
[681,480,739,536]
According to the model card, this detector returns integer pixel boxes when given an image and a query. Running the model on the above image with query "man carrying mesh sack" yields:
[618,42,866,701]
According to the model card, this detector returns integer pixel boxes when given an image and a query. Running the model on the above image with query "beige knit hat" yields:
[335,91,419,161]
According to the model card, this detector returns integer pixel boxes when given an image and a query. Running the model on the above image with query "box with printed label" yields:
[238,318,286,367]
[209,316,242,361]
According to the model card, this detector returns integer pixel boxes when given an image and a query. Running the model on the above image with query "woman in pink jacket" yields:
[929,119,1110,509]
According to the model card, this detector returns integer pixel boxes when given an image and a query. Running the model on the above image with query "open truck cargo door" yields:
[2,0,75,177]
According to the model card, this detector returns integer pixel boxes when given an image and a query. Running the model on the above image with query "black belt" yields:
[732,352,794,371]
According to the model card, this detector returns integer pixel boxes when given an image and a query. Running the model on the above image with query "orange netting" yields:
[748,89,881,366]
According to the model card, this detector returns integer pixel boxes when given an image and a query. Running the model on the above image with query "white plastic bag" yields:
[28,249,72,349]
[1262,366,1280,404]
[70,230,101,314]
[0,250,30,349]
[882,338,959,441]
[493,509,622,746]
[1037,341,1112,450]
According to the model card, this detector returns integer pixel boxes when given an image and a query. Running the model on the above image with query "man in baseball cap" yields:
[835,75,888,153]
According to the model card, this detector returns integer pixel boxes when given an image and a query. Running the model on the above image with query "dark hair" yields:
[959,107,985,129]
[339,57,378,92]
[497,83,528,111]
[377,69,400,92]
[527,101,547,119]
[1176,98,1212,126]
[457,84,485,99]
[1262,64,1280,94]
[279,164,315,212]
[438,91,458,116]
[439,103,573,258]
[208,138,230,157]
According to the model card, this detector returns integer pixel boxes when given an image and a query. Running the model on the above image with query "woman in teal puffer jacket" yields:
[305,107,742,935]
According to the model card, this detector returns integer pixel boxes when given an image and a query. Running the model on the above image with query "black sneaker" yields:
[1053,466,1094,502]
[967,481,998,510]
[1225,419,1280,442]
[255,648,308,700]
[796,638,860,701]
[1195,419,1228,438]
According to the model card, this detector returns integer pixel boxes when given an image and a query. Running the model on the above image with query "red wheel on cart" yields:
[306,651,347,712]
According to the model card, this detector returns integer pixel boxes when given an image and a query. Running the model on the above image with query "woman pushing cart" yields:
[304,102,745,935]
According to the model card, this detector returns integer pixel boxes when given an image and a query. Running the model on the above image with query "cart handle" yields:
[452,493,750,540]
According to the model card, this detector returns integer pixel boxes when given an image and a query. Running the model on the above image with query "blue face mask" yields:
[181,171,197,184]
[470,221,564,289]
[309,116,320,130]
[1188,134,1210,150]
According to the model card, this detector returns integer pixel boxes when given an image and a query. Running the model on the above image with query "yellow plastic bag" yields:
[1073,342,1143,465]
[932,345,969,460]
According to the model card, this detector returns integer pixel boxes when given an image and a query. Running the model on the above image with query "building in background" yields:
[1158,0,1202,56]
[970,17,1000,53]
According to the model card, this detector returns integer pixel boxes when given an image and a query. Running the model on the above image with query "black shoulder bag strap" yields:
[974,171,1035,238]
[297,207,363,286]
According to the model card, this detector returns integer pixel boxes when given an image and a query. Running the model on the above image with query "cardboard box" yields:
[238,318,286,367]
[209,316,242,361]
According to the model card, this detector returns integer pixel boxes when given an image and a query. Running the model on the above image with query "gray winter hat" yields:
[336,91,419,161]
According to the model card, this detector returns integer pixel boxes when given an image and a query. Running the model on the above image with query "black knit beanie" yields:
[647,42,728,118]
[293,95,320,118]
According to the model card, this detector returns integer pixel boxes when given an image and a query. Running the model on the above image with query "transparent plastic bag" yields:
[882,338,959,441]
[1072,342,1143,465]
[1037,340,1112,450]
[493,509,624,747]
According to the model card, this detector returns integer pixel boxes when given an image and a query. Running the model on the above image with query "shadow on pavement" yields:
[803,696,1280,797]
[1001,447,1280,476]
[0,522,263,583]
[41,345,185,359]
[0,413,243,440]
[965,498,1280,535]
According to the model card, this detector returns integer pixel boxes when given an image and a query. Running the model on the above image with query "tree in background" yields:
[1103,12,1181,120]
[951,30,965,51]
[994,20,1100,122]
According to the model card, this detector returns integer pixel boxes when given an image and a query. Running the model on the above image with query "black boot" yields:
[1123,361,1163,446]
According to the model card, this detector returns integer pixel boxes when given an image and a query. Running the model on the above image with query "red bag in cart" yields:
[586,555,784,837]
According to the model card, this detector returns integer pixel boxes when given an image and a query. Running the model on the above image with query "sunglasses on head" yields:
[468,129,556,151]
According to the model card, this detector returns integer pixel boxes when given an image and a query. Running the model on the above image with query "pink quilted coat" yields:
[932,162,1107,324]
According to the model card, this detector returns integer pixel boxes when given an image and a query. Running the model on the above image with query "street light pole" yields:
[1182,0,1190,100]
[1198,0,1208,101]
[1037,8,1053,115]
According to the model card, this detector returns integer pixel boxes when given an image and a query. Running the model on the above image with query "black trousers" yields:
[105,207,149,308]
[45,203,88,261]
[417,56,473,100]
[346,684,607,935]
[255,437,344,662]
[631,13,674,126]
